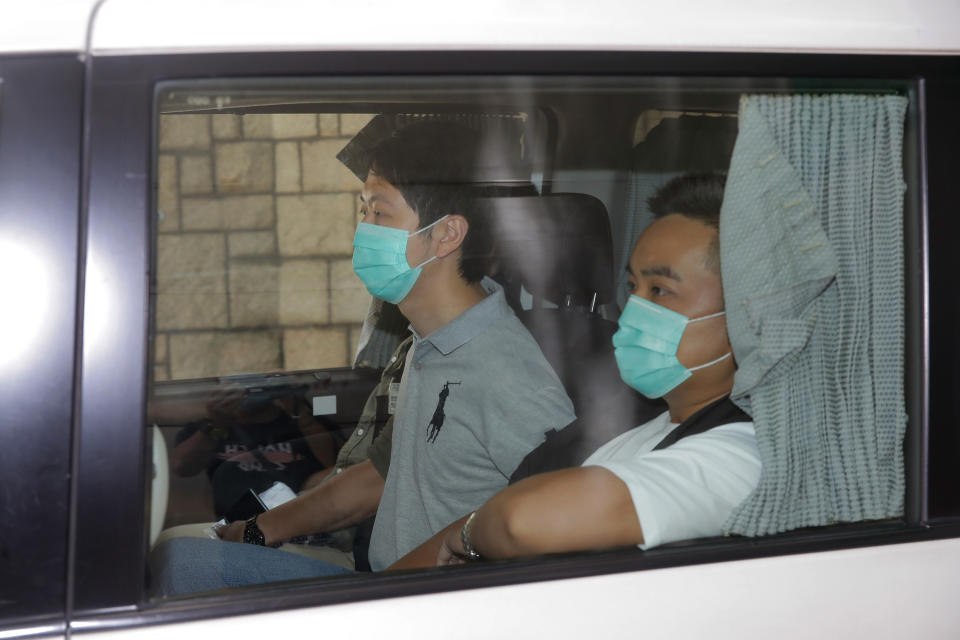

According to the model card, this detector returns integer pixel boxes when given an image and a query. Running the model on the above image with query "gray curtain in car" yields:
[720,93,909,536]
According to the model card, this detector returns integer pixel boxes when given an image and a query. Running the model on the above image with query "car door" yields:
[0,1,950,637]
[0,54,84,636]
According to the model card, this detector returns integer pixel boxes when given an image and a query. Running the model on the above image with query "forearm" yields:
[470,467,644,559]
[387,515,470,571]
[298,423,339,468]
[256,459,385,545]
[169,431,217,477]
[291,398,341,468]
[148,395,210,425]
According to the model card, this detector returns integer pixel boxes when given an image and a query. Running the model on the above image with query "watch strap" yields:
[243,515,267,546]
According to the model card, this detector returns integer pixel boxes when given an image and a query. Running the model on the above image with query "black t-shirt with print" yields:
[175,416,325,518]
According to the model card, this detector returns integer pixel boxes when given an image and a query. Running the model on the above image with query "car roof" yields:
[3,0,960,56]
[0,0,101,55]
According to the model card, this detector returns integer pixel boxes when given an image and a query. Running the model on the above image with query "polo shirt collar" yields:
[410,278,510,356]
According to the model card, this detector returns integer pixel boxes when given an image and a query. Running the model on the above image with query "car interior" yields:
[145,75,915,597]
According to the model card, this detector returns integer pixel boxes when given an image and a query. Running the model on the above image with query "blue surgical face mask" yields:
[352,215,448,304]
[613,295,731,399]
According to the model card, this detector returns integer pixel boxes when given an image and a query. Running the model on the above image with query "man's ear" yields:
[432,214,468,259]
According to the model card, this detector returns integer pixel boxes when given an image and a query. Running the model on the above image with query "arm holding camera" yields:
[169,389,244,477]
[273,390,341,469]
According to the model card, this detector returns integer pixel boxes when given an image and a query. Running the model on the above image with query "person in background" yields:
[168,386,337,519]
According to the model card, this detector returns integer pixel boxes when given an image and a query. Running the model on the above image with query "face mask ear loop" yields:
[407,215,450,269]
[683,310,728,371]
[412,254,439,270]
[687,351,732,372]
[687,309,726,324]
[407,214,450,239]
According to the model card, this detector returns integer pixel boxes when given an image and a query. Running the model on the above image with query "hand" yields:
[215,520,245,543]
[273,393,317,429]
[205,388,247,425]
[278,379,331,423]
[437,527,468,565]
[278,392,337,444]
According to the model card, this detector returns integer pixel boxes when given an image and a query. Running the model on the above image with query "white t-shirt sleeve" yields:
[587,422,761,549]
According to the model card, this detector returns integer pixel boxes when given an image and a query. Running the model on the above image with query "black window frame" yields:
[65,50,960,634]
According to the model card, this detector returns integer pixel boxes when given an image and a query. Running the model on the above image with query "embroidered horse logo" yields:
[427,381,461,443]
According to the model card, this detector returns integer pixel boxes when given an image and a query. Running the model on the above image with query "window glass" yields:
[153,110,377,382]
[146,77,913,601]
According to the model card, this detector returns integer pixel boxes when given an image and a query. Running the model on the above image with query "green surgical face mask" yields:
[351,215,448,304]
[613,295,731,398]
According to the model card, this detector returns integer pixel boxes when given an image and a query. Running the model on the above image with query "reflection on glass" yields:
[82,249,115,362]
[145,78,911,601]
[0,236,50,372]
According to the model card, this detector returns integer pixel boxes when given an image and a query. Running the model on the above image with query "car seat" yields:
[486,193,664,480]
[615,113,738,305]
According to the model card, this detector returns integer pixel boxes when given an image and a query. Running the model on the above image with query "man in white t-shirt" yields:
[388,172,762,568]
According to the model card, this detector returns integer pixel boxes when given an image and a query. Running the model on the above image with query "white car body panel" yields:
[91,0,960,55]
[0,0,98,55]
[77,537,960,639]
[3,0,960,56]
[0,1,955,638]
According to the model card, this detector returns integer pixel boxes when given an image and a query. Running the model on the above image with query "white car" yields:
[2,1,959,638]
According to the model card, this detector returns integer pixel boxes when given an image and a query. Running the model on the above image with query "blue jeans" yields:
[150,537,354,597]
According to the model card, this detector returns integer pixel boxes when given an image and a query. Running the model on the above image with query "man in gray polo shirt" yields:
[321,119,575,570]
[368,274,574,569]
[152,120,575,594]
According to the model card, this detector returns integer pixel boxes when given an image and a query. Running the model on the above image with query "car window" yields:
[154,111,375,381]
[144,76,915,602]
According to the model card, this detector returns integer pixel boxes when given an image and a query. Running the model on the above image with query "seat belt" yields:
[653,395,750,451]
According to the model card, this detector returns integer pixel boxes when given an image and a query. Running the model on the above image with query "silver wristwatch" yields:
[460,511,482,561]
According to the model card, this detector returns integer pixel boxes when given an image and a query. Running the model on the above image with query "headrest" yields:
[633,114,738,172]
[336,113,531,183]
[486,193,614,310]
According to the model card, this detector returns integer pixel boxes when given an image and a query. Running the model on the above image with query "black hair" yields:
[367,120,493,284]
[647,172,726,272]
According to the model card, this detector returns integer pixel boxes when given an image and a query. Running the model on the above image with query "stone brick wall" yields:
[153,113,376,381]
